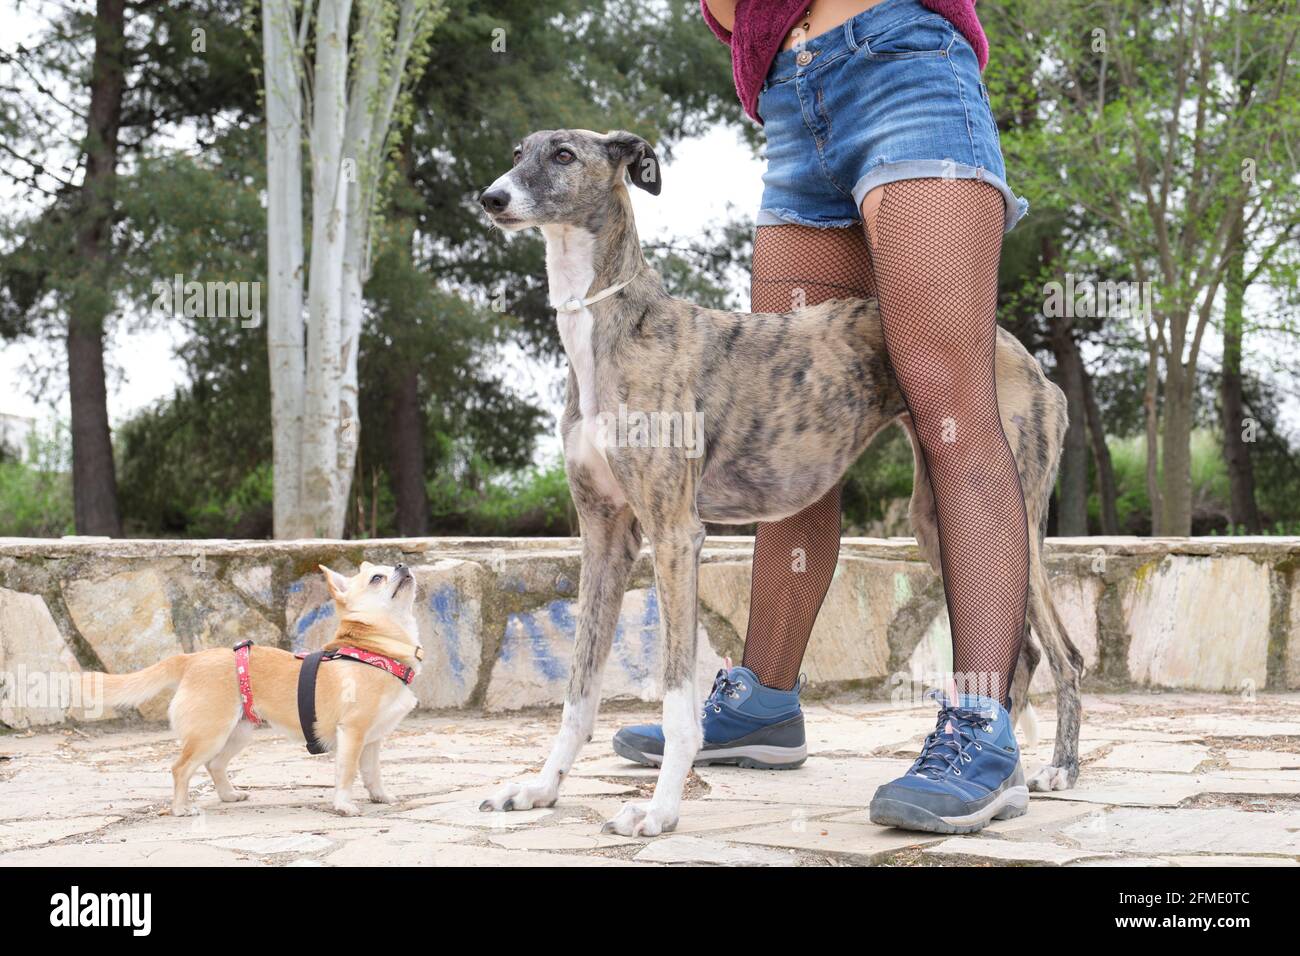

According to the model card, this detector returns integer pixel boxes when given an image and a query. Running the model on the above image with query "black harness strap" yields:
[297,650,331,755]
[296,647,416,755]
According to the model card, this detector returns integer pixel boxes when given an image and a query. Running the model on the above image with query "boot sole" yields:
[868,785,1030,834]
[612,736,807,770]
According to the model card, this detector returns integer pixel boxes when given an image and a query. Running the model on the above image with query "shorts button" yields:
[796,50,813,66]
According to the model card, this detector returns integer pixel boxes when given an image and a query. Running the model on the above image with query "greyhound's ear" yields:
[319,565,350,601]
[605,130,662,196]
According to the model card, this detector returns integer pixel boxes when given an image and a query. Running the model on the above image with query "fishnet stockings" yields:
[738,181,1030,707]
[865,179,1029,707]
[740,225,875,691]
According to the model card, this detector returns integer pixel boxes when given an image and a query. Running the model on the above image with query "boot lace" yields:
[911,690,993,779]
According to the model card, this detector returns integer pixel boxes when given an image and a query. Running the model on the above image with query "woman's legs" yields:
[741,224,876,691]
[860,179,1029,707]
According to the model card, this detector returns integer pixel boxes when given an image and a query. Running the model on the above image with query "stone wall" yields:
[1,535,1296,728]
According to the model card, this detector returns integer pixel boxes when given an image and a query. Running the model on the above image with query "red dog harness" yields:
[298,646,419,685]
[231,641,417,748]
[233,640,261,725]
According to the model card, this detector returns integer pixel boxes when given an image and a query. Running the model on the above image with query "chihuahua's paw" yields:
[331,799,362,817]
[478,777,559,812]
[219,790,250,803]
[169,804,202,817]
[367,789,395,805]
[600,801,677,837]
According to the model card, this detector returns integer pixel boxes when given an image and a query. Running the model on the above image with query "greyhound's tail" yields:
[1017,701,1041,747]
[82,654,193,709]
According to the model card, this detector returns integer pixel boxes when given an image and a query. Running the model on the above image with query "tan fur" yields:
[83,562,423,817]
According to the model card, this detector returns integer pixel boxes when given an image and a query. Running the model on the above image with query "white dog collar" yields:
[555,274,636,313]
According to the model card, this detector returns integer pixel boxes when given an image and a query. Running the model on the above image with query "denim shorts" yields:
[757,0,1029,233]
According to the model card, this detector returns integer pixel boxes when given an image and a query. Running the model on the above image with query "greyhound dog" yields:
[477,129,1084,837]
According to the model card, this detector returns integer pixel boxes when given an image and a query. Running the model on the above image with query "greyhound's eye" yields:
[369,574,385,585]
[511,149,522,165]
[554,148,575,164]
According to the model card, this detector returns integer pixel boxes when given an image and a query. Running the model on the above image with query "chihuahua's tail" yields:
[83,654,193,709]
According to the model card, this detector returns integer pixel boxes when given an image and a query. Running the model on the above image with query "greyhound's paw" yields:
[169,804,201,817]
[332,799,362,817]
[479,777,559,812]
[1028,764,1075,792]
[601,801,677,837]
[219,790,250,803]
[367,789,395,805]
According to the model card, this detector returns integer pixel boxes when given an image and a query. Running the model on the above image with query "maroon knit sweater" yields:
[702,0,988,123]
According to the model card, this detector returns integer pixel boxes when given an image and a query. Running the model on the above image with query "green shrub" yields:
[842,425,918,532]
[0,422,74,537]
[428,458,573,536]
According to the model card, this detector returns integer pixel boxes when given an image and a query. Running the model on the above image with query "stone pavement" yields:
[2,692,1298,867]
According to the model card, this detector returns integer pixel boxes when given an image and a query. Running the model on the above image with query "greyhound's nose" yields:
[479,188,510,213]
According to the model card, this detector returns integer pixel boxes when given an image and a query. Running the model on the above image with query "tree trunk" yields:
[1047,328,1089,535]
[67,317,120,535]
[337,0,427,509]
[263,0,307,538]
[1160,357,1194,535]
[337,0,384,521]
[1143,336,1164,535]
[264,0,432,538]
[1041,236,1088,535]
[1220,206,1261,532]
[300,0,354,537]
[68,0,126,537]
[388,366,430,536]
[1081,368,1120,534]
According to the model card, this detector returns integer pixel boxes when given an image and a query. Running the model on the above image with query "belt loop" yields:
[843,13,860,51]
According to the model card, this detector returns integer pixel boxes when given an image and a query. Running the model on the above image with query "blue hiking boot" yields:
[869,692,1028,834]
[612,665,807,770]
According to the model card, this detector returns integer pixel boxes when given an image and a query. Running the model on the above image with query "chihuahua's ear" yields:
[605,130,661,195]
[319,565,350,601]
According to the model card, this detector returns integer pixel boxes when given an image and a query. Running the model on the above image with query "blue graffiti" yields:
[547,599,575,637]
[641,586,659,677]
[610,587,660,683]
[498,594,663,686]
[429,586,466,685]
[500,607,568,682]
[293,601,334,651]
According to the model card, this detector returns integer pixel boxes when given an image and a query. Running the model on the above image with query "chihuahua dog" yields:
[83,562,423,817]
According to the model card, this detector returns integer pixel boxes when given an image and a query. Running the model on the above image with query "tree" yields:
[0,0,260,536]
[67,0,127,535]
[998,0,1300,534]
[1216,4,1300,532]
[261,0,443,538]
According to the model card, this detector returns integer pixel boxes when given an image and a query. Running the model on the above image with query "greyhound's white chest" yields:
[555,306,600,425]
[544,226,599,412]
[543,225,625,504]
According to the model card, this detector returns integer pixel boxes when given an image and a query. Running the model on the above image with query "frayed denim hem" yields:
[756,207,862,229]
[850,160,1030,234]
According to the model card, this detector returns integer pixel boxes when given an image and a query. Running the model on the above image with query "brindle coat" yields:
[478,129,1084,837]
